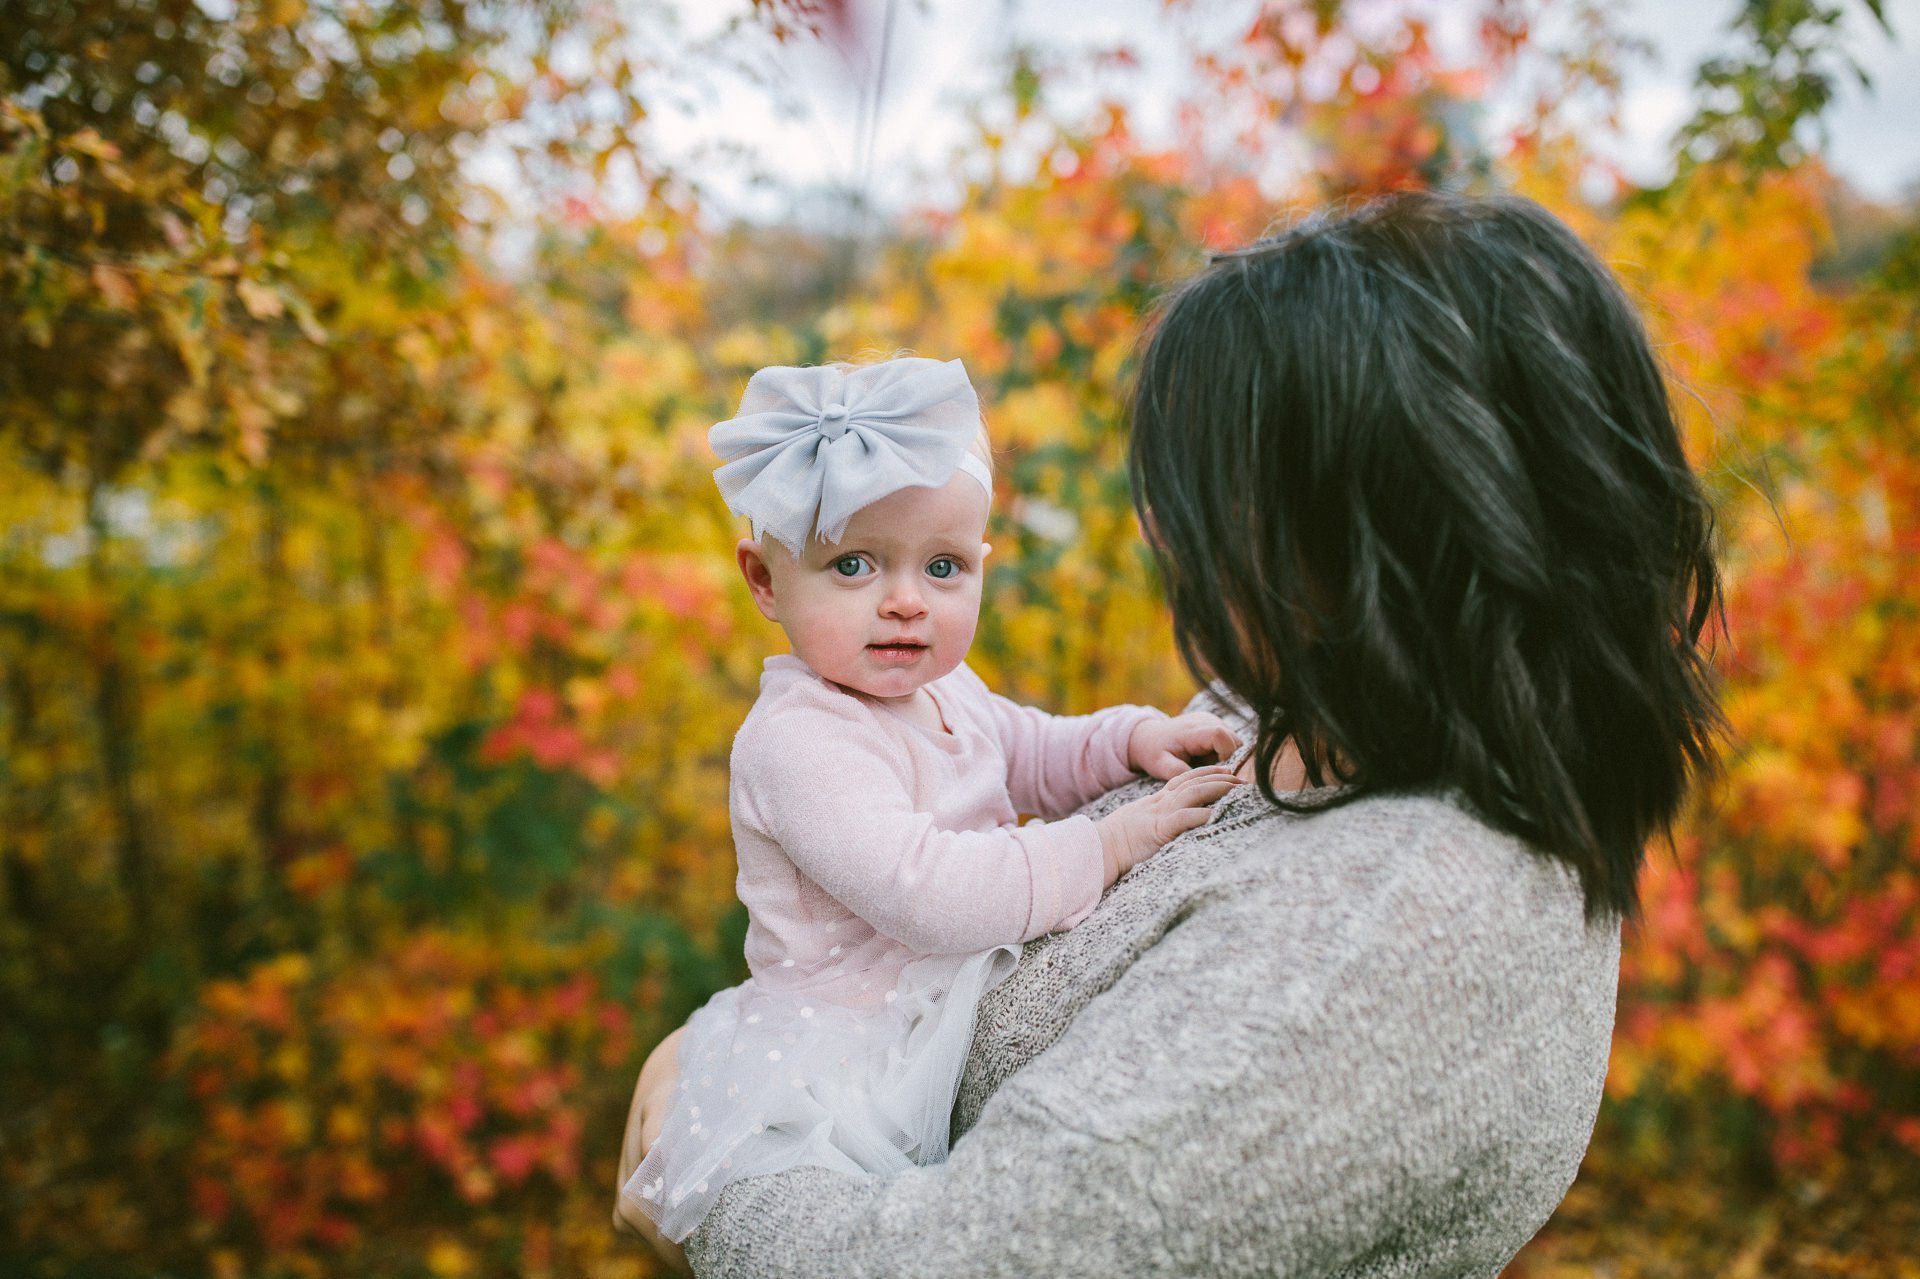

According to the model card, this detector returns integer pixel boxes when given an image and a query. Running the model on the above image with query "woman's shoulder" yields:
[1218,789,1601,914]
[1193,789,1620,1000]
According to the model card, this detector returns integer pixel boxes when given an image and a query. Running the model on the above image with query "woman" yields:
[616,191,1723,1277]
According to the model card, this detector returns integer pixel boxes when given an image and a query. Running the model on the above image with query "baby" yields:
[620,357,1241,1244]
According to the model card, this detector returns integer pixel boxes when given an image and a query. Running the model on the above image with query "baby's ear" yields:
[980,541,992,560]
[736,538,781,622]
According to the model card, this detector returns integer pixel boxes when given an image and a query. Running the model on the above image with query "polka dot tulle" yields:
[621,944,1019,1242]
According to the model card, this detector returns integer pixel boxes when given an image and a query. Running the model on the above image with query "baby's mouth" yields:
[867,641,928,660]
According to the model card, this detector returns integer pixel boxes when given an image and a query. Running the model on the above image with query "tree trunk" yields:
[85,474,150,936]
[252,475,290,865]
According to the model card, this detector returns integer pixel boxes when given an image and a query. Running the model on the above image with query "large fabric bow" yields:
[710,358,987,555]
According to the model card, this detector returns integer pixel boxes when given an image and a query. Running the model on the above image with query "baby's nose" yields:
[879,580,927,617]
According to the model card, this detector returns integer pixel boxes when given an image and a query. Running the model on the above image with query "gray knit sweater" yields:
[684,688,1620,1277]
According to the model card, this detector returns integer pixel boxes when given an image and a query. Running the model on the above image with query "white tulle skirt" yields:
[621,943,1019,1242]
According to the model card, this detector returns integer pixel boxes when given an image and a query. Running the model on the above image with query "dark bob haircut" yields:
[1128,191,1723,918]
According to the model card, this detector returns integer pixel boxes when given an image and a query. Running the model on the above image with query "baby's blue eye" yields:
[832,555,871,578]
[927,557,961,580]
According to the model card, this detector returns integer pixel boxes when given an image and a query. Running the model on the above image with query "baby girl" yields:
[619,356,1242,1245]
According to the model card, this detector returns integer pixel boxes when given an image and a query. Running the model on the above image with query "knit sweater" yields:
[683,686,1621,1278]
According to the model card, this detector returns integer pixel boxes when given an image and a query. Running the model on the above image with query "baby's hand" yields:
[1095,764,1242,885]
[1128,712,1241,780]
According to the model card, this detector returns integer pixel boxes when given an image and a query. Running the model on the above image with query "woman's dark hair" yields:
[1128,191,1723,918]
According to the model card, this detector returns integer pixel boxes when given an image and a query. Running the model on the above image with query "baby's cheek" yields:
[944,592,983,654]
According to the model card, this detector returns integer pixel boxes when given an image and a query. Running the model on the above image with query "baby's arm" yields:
[976,678,1158,820]
[738,704,1105,952]
[737,704,1237,952]
[969,669,1240,820]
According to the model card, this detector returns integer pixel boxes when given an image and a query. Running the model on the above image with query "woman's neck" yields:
[1234,737,1312,792]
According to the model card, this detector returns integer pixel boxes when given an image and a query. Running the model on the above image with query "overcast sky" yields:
[634,0,1918,221]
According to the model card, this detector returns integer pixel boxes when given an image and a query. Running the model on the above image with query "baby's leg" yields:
[622,1024,686,1179]
[614,1025,691,1272]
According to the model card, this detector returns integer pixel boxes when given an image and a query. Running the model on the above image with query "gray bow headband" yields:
[710,358,992,555]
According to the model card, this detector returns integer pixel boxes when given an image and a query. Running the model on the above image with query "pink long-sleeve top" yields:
[729,655,1164,1003]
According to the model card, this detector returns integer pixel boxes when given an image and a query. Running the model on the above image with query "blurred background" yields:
[1,0,1916,1274]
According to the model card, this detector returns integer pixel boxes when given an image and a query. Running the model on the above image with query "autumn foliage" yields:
[2,0,1916,1275]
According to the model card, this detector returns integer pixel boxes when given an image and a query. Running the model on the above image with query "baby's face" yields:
[759,471,991,702]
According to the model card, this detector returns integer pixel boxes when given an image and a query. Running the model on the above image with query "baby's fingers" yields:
[1167,721,1241,770]
[1168,780,1240,813]
[1161,762,1240,796]
[1155,804,1217,841]
[1137,747,1194,781]
[1157,767,1241,813]
[1154,785,1237,839]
